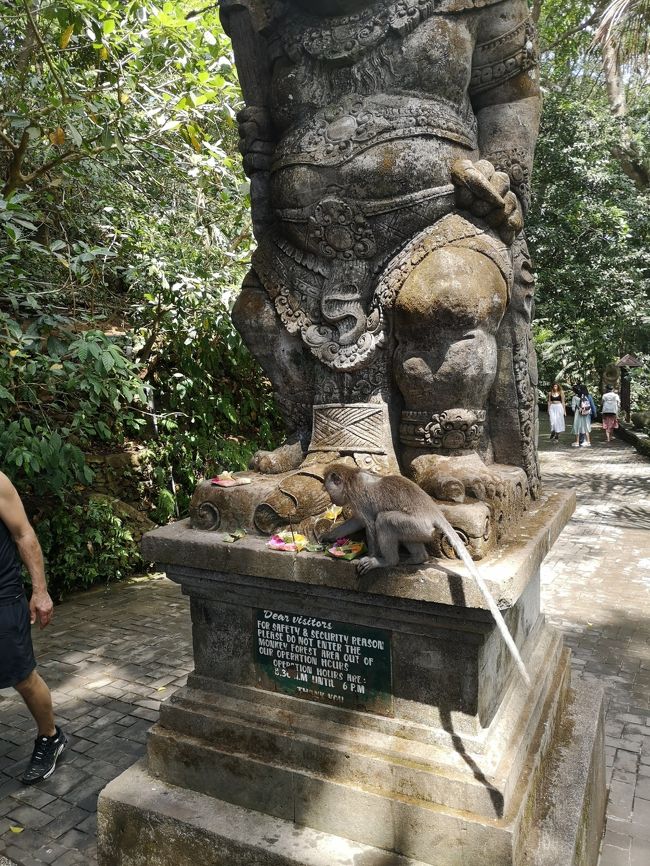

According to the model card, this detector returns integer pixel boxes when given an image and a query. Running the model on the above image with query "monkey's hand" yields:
[356,556,383,575]
[319,516,365,544]
[451,158,523,245]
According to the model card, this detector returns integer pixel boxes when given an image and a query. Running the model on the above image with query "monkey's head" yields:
[323,463,359,506]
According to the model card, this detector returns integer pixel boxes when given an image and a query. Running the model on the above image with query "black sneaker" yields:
[21,727,68,785]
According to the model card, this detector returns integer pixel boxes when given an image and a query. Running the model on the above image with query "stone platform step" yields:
[98,680,605,866]
[148,626,565,820]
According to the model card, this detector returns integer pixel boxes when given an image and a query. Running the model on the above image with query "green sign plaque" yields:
[254,608,392,715]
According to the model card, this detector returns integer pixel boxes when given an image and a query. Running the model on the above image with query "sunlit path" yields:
[539,414,650,866]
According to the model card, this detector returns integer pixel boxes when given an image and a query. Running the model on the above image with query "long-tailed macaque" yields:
[322,464,530,687]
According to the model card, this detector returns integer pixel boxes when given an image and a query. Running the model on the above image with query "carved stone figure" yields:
[194,0,543,554]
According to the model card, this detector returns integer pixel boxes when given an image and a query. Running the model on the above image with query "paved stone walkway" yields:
[538,419,650,866]
[0,415,648,865]
[0,579,193,865]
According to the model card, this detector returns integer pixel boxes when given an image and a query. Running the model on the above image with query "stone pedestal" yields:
[97,491,606,866]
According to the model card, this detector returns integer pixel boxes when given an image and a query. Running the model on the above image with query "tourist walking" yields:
[547,383,566,441]
[0,471,67,784]
[571,384,592,448]
[601,386,621,443]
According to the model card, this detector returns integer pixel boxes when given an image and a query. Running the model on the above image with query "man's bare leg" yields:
[15,670,56,737]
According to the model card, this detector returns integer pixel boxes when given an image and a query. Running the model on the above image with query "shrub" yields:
[34,496,142,600]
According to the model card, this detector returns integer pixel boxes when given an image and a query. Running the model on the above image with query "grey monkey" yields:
[322,464,530,687]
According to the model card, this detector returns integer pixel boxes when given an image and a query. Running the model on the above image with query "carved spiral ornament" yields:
[192,501,221,532]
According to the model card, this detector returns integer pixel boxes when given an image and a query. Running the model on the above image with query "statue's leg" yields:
[394,242,513,503]
[232,269,313,473]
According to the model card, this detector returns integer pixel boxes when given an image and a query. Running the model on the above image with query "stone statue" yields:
[193,0,542,555]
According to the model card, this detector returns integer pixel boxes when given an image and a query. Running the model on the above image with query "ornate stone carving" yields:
[273,95,478,169]
[216,0,543,551]
[484,146,532,214]
[279,0,439,65]
[400,409,486,451]
[310,403,388,454]
[307,198,376,260]
[470,21,537,95]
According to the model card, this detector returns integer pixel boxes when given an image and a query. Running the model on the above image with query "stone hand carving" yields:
[212,0,542,553]
[451,158,523,244]
[237,105,275,176]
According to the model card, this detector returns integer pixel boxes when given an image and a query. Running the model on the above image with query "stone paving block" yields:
[630,796,650,835]
[4,827,45,853]
[56,827,94,851]
[61,776,106,810]
[130,707,158,723]
[6,802,55,831]
[630,836,650,866]
[0,779,23,802]
[5,851,40,866]
[0,846,23,864]
[612,769,637,785]
[614,750,639,773]
[45,806,91,841]
[9,786,57,809]
[75,812,97,835]
[634,777,650,801]
[603,828,631,851]
[69,738,95,756]
[34,840,71,863]
[38,765,89,799]
[51,850,86,865]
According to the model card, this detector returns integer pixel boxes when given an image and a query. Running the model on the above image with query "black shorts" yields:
[0,594,36,689]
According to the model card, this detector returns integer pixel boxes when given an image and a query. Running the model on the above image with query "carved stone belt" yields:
[274,186,455,264]
[278,184,455,223]
[273,96,478,170]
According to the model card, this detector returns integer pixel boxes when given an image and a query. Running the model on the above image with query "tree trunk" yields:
[601,40,649,190]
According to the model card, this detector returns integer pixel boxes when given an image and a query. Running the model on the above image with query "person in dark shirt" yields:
[0,471,67,784]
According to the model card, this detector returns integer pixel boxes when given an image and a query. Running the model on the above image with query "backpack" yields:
[578,395,591,416]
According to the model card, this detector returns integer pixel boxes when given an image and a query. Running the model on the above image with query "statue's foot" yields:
[249,440,304,474]
[405,451,528,552]
[405,452,502,504]
[405,451,528,511]
[253,451,396,538]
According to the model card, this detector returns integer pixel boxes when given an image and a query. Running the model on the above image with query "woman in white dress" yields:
[547,383,566,441]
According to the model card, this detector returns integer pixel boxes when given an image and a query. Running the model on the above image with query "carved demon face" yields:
[290,0,372,15]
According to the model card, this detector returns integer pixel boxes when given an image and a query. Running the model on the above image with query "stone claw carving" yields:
[409,453,509,506]
[451,158,524,244]
[249,441,305,475]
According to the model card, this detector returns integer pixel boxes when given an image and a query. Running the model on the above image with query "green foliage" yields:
[0,296,147,495]
[1,0,241,196]
[34,496,142,599]
[0,0,282,595]
[528,5,650,400]
[528,89,650,392]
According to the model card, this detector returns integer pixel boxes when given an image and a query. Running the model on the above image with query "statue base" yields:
[97,491,605,866]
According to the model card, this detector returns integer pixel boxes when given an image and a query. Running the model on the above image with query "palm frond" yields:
[593,0,650,61]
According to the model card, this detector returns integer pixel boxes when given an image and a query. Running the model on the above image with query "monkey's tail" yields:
[439,519,531,689]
